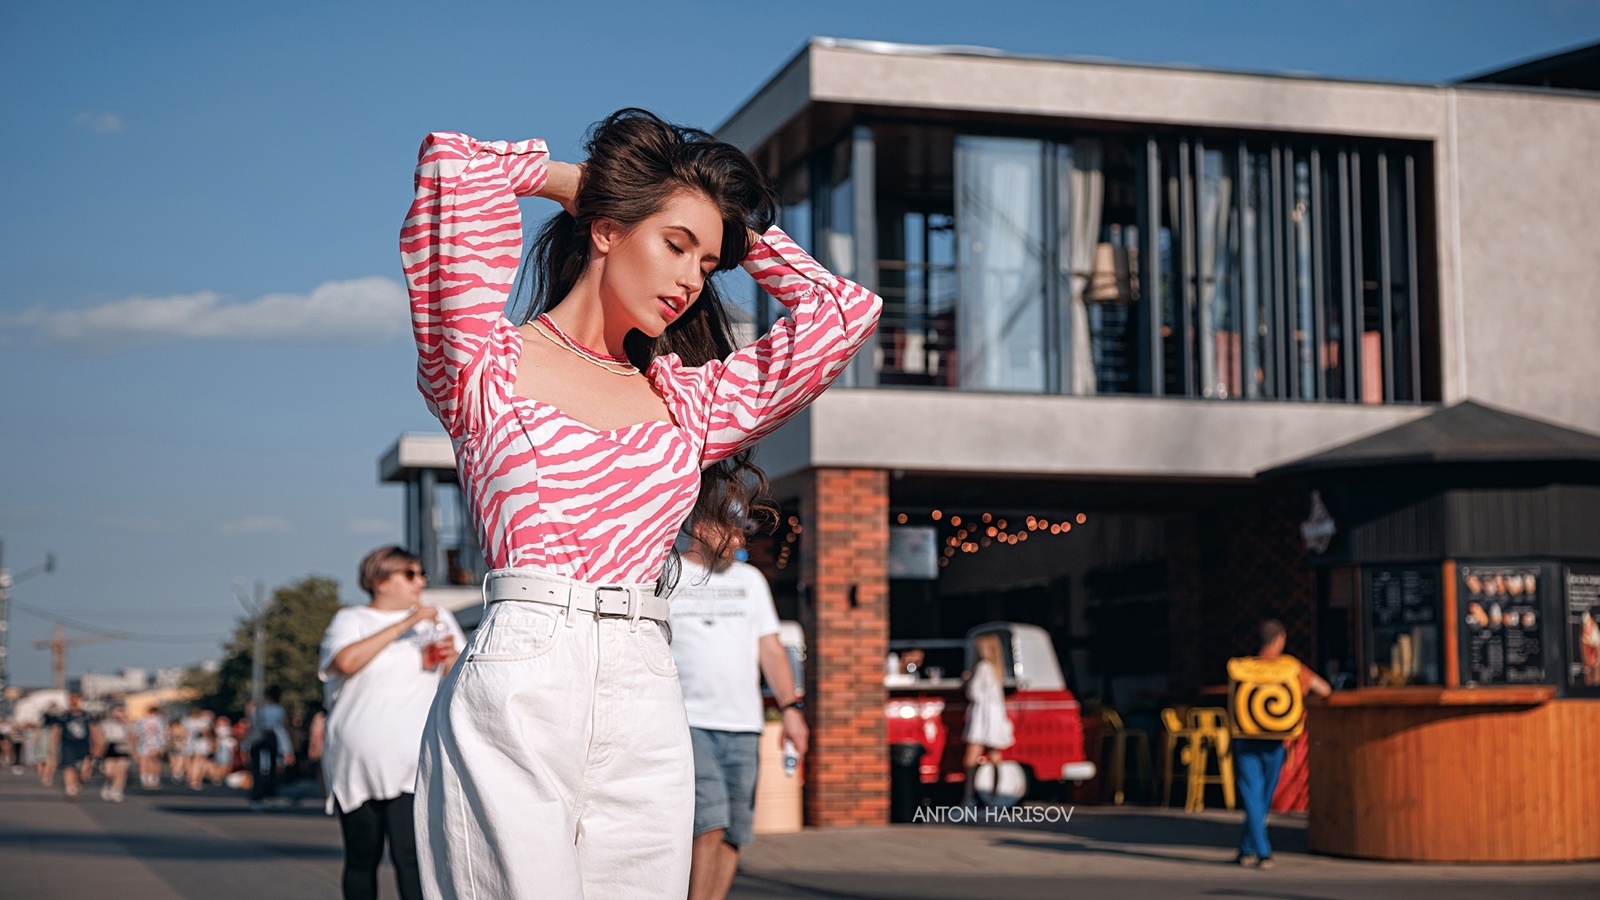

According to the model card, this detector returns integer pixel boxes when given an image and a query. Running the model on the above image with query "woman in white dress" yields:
[962,632,1016,806]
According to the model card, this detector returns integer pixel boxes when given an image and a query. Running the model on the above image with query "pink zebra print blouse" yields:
[400,132,881,585]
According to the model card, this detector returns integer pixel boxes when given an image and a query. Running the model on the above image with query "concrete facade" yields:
[723,39,1600,478]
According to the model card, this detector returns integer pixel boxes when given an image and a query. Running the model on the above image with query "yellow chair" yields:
[1098,710,1154,805]
[1159,707,1197,808]
[1182,707,1236,811]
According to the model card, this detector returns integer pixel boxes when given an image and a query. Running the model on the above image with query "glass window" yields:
[955,136,1048,391]
[875,125,956,387]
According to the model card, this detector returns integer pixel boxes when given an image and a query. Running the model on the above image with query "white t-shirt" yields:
[318,605,465,815]
[668,559,782,733]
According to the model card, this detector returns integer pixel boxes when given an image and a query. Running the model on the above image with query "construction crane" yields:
[34,625,125,691]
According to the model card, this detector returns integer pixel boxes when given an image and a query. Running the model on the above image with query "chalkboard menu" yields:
[1363,566,1442,686]
[1566,564,1600,695]
[1459,564,1546,686]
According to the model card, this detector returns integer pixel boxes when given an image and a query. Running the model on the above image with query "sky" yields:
[2,0,1597,688]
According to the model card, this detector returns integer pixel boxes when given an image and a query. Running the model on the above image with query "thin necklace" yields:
[532,314,639,377]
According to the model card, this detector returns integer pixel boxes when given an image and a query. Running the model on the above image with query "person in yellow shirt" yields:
[1233,620,1330,868]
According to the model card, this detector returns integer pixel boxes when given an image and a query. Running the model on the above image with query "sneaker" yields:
[65,784,80,800]
[1255,857,1274,870]
[110,790,124,803]
[101,785,112,801]
[1235,853,1258,867]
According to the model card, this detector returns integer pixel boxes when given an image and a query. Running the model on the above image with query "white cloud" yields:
[75,111,124,134]
[4,276,409,347]
[346,518,396,536]
[219,516,293,535]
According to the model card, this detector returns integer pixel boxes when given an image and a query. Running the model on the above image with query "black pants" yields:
[250,740,279,802]
[337,793,423,900]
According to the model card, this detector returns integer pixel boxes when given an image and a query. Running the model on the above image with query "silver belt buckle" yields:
[594,586,631,617]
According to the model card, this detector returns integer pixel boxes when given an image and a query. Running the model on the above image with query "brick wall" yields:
[799,468,890,827]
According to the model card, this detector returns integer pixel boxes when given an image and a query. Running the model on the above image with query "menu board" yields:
[1566,565,1600,694]
[1459,564,1545,686]
[1363,566,1441,686]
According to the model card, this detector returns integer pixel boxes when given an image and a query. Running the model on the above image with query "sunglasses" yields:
[391,567,425,582]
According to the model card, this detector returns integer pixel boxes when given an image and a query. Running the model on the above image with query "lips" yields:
[658,296,684,320]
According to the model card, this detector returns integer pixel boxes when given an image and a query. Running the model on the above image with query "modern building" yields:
[711,37,1600,837]
[382,38,1600,852]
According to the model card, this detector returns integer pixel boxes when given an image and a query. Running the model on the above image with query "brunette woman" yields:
[402,110,879,899]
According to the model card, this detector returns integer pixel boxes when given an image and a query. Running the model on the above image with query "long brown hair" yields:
[511,109,779,582]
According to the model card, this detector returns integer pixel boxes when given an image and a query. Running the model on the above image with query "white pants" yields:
[415,576,693,899]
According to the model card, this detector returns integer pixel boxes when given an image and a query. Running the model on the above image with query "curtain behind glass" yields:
[1061,140,1102,396]
[956,136,1047,391]
[1198,148,1237,399]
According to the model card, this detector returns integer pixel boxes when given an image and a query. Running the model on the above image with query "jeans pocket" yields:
[638,620,679,678]
[467,601,563,663]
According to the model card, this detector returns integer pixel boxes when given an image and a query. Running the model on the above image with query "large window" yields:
[767,122,1434,404]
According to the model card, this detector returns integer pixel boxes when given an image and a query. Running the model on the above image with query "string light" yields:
[897,513,908,524]
[1076,513,1087,524]
[932,510,943,521]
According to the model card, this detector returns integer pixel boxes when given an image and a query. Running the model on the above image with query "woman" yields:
[135,707,166,789]
[96,705,134,802]
[320,546,464,900]
[403,109,879,899]
[210,714,237,785]
[962,633,1016,807]
[178,707,212,791]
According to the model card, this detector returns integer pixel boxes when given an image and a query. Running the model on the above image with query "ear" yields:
[590,218,624,256]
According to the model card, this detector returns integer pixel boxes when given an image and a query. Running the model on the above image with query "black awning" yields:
[1260,401,1600,479]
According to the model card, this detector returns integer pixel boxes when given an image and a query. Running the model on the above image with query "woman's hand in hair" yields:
[540,161,586,216]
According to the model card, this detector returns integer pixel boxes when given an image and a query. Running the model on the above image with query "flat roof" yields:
[719,36,1600,151]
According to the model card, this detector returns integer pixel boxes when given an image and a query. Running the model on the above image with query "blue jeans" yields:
[1233,739,1286,859]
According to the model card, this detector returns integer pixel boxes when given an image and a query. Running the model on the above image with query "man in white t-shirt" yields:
[319,546,465,900]
[670,520,807,900]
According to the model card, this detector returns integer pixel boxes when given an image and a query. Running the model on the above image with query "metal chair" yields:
[1098,709,1154,805]
[1159,707,1197,808]
[1182,707,1236,811]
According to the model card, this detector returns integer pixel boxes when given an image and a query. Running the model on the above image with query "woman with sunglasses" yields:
[319,546,465,900]
[404,109,879,898]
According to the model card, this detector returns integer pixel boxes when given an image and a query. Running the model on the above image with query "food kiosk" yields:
[1265,402,1600,862]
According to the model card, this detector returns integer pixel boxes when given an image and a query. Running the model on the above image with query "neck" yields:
[545,270,634,359]
[369,594,412,612]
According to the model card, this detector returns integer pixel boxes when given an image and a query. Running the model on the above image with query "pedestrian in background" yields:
[45,693,95,800]
[320,546,461,900]
[135,707,166,790]
[961,633,1015,807]
[248,687,294,809]
[668,513,808,900]
[96,705,133,802]
[1231,619,1331,868]
[178,707,211,790]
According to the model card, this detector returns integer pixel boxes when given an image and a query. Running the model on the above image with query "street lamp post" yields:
[0,539,58,697]
[234,580,267,706]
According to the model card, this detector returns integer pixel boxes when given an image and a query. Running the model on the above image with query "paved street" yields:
[2,770,1596,899]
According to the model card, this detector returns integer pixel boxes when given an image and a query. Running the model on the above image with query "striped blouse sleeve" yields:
[400,132,548,438]
[675,227,882,467]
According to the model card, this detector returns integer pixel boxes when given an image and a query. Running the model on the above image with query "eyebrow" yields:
[666,225,719,265]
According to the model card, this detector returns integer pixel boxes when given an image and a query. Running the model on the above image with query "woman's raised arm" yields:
[399,132,551,437]
[675,226,882,466]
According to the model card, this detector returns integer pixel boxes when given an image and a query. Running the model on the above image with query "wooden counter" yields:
[1308,692,1600,862]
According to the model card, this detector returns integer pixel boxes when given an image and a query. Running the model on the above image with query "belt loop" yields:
[563,582,578,628]
[628,587,643,633]
[481,571,493,611]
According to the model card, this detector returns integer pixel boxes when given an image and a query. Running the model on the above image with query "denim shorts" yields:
[690,727,760,847]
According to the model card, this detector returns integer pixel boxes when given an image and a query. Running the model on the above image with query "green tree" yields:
[201,576,344,721]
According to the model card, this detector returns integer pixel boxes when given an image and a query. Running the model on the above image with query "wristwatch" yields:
[780,699,805,713]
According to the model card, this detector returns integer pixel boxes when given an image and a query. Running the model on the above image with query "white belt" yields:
[483,568,669,623]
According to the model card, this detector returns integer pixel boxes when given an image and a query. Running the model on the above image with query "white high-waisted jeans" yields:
[415,570,692,899]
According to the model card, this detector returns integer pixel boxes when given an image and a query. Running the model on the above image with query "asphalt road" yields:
[3,771,1596,899]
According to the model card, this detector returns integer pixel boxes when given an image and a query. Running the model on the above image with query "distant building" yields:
[80,668,149,700]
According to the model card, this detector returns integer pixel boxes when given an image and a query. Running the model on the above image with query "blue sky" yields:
[2,0,1597,687]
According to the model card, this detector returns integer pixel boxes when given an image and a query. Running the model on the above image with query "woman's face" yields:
[594,190,725,338]
[376,562,426,605]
